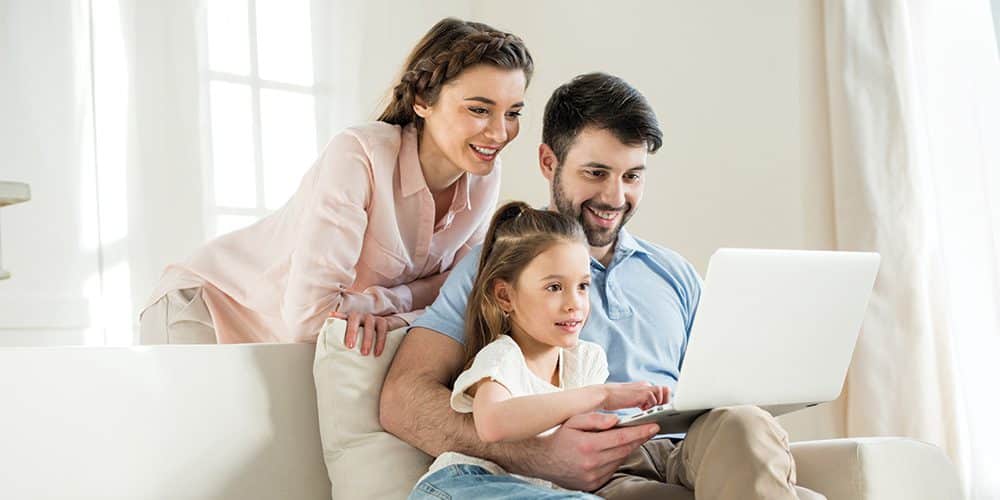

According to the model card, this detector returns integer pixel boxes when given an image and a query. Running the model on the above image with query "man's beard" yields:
[552,166,633,248]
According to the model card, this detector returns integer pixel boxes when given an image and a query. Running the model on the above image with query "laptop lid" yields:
[670,248,880,413]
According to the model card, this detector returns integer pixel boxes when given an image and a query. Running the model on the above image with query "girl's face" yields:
[414,64,527,177]
[498,241,591,349]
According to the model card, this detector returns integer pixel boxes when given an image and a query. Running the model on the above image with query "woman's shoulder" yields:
[335,122,404,155]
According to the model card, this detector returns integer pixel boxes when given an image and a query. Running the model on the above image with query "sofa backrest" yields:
[0,344,330,500]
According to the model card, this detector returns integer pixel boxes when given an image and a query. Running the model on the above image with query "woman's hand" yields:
[329,311,408,357]
[599,382,670,411]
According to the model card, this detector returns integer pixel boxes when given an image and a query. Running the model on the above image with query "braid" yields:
[378,19,533,127]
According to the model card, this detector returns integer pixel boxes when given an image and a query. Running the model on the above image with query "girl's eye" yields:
[578,282,590,291]
[546,284,563,292]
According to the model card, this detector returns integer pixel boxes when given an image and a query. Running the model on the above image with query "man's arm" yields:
[380,327,661,491]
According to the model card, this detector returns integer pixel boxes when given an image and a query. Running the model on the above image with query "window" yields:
[201,0,320,237]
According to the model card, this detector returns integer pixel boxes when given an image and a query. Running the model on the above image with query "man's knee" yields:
[702,405,781,441]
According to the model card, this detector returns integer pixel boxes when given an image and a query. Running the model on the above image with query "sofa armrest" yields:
[791,437,963,500]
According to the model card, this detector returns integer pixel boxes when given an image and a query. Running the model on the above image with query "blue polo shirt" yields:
[412,229,702,389]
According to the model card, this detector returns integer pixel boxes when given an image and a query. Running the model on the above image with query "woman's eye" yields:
[469,107,488,115]
[505,111,522,119]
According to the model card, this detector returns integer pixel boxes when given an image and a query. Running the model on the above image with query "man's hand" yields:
[521,412,660,491]
[330,311,406,357]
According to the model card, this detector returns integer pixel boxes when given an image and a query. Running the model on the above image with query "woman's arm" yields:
[281,133,413,342]
[471,380,667,443]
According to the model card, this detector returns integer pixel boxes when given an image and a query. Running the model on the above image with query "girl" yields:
[410,201,669,498]
[140,18,533,353]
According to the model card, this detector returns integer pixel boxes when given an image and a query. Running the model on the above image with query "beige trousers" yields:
[597,406,826,500]
[138,287,217,345]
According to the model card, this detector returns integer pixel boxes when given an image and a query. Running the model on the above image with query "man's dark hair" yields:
[542,72,663,164]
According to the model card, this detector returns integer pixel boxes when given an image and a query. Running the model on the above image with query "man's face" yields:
[542,127,648,248]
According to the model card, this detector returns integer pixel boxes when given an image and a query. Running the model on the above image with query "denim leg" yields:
[409,464,601,500]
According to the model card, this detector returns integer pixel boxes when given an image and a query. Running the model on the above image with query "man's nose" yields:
[600,179,627,208]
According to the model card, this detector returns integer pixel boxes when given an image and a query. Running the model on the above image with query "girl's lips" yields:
[554,320,584,333]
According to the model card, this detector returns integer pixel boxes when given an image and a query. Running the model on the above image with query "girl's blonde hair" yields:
[463,201,586,369]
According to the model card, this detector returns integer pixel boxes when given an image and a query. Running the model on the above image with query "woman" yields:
[139,18,533,355]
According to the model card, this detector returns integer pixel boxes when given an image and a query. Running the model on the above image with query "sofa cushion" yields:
[313,318,432,499]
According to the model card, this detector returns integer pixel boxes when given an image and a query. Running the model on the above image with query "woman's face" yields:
[500,240,592,350]
[415,64,527,177]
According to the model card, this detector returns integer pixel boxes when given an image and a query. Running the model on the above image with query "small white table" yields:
[0,181,31,280]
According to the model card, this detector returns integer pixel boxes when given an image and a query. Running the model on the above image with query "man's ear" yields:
[413,95,430,118]
[538,143,558,181]
[492,279,514,313]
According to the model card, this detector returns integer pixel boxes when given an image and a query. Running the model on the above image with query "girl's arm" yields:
[470,380,667,443]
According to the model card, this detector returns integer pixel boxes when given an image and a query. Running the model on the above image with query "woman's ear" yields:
[413,95,431,118]
[492,279,514,313]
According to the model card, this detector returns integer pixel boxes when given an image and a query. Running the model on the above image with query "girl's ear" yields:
[492,279,514,313]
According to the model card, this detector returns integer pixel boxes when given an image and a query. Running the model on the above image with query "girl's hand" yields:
[599,382,671,411]
[329,311,408,357]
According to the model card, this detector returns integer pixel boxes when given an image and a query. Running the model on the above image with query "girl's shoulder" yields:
[475,335,525,363]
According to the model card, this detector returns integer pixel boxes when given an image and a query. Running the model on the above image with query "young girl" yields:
[140,18,533,351]
[410,201,669,498]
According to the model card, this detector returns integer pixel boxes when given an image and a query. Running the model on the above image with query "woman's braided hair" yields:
[378,18,533,128]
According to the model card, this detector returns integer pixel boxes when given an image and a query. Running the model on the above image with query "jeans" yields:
[408,464,600,500]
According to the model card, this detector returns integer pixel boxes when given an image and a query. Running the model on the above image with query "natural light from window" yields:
[203,0,318,237]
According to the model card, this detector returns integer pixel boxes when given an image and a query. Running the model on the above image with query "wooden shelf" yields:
[1,181,30,280]
[0,181,31,207]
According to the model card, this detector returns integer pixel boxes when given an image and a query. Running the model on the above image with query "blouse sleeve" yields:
[450,338,525,413]
[280,132,414,342]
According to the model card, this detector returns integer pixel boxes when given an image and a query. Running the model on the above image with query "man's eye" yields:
[625,173,641,181]
[587,170,606,178]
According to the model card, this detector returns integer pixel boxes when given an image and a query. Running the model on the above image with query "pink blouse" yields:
[145,122,500,343]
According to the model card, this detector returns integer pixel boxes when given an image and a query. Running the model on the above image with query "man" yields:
[381,73,823,500]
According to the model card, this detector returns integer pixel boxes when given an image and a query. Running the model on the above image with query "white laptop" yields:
[616,248,880,433]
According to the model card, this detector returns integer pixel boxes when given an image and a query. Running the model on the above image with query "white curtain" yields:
[825,1,1000,498]
[1,0,370,345]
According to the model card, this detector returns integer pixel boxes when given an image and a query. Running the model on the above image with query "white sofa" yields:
[0,343,963,499]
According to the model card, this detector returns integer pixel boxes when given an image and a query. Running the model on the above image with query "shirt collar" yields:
[592,228,648,270]
[399,124,425,197]
[399,124,473,213]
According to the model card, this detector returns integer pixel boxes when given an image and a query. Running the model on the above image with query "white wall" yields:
[468,0,838,441]
[1,0,839,439]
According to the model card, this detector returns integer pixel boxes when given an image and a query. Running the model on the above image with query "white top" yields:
[425,335,609,489]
